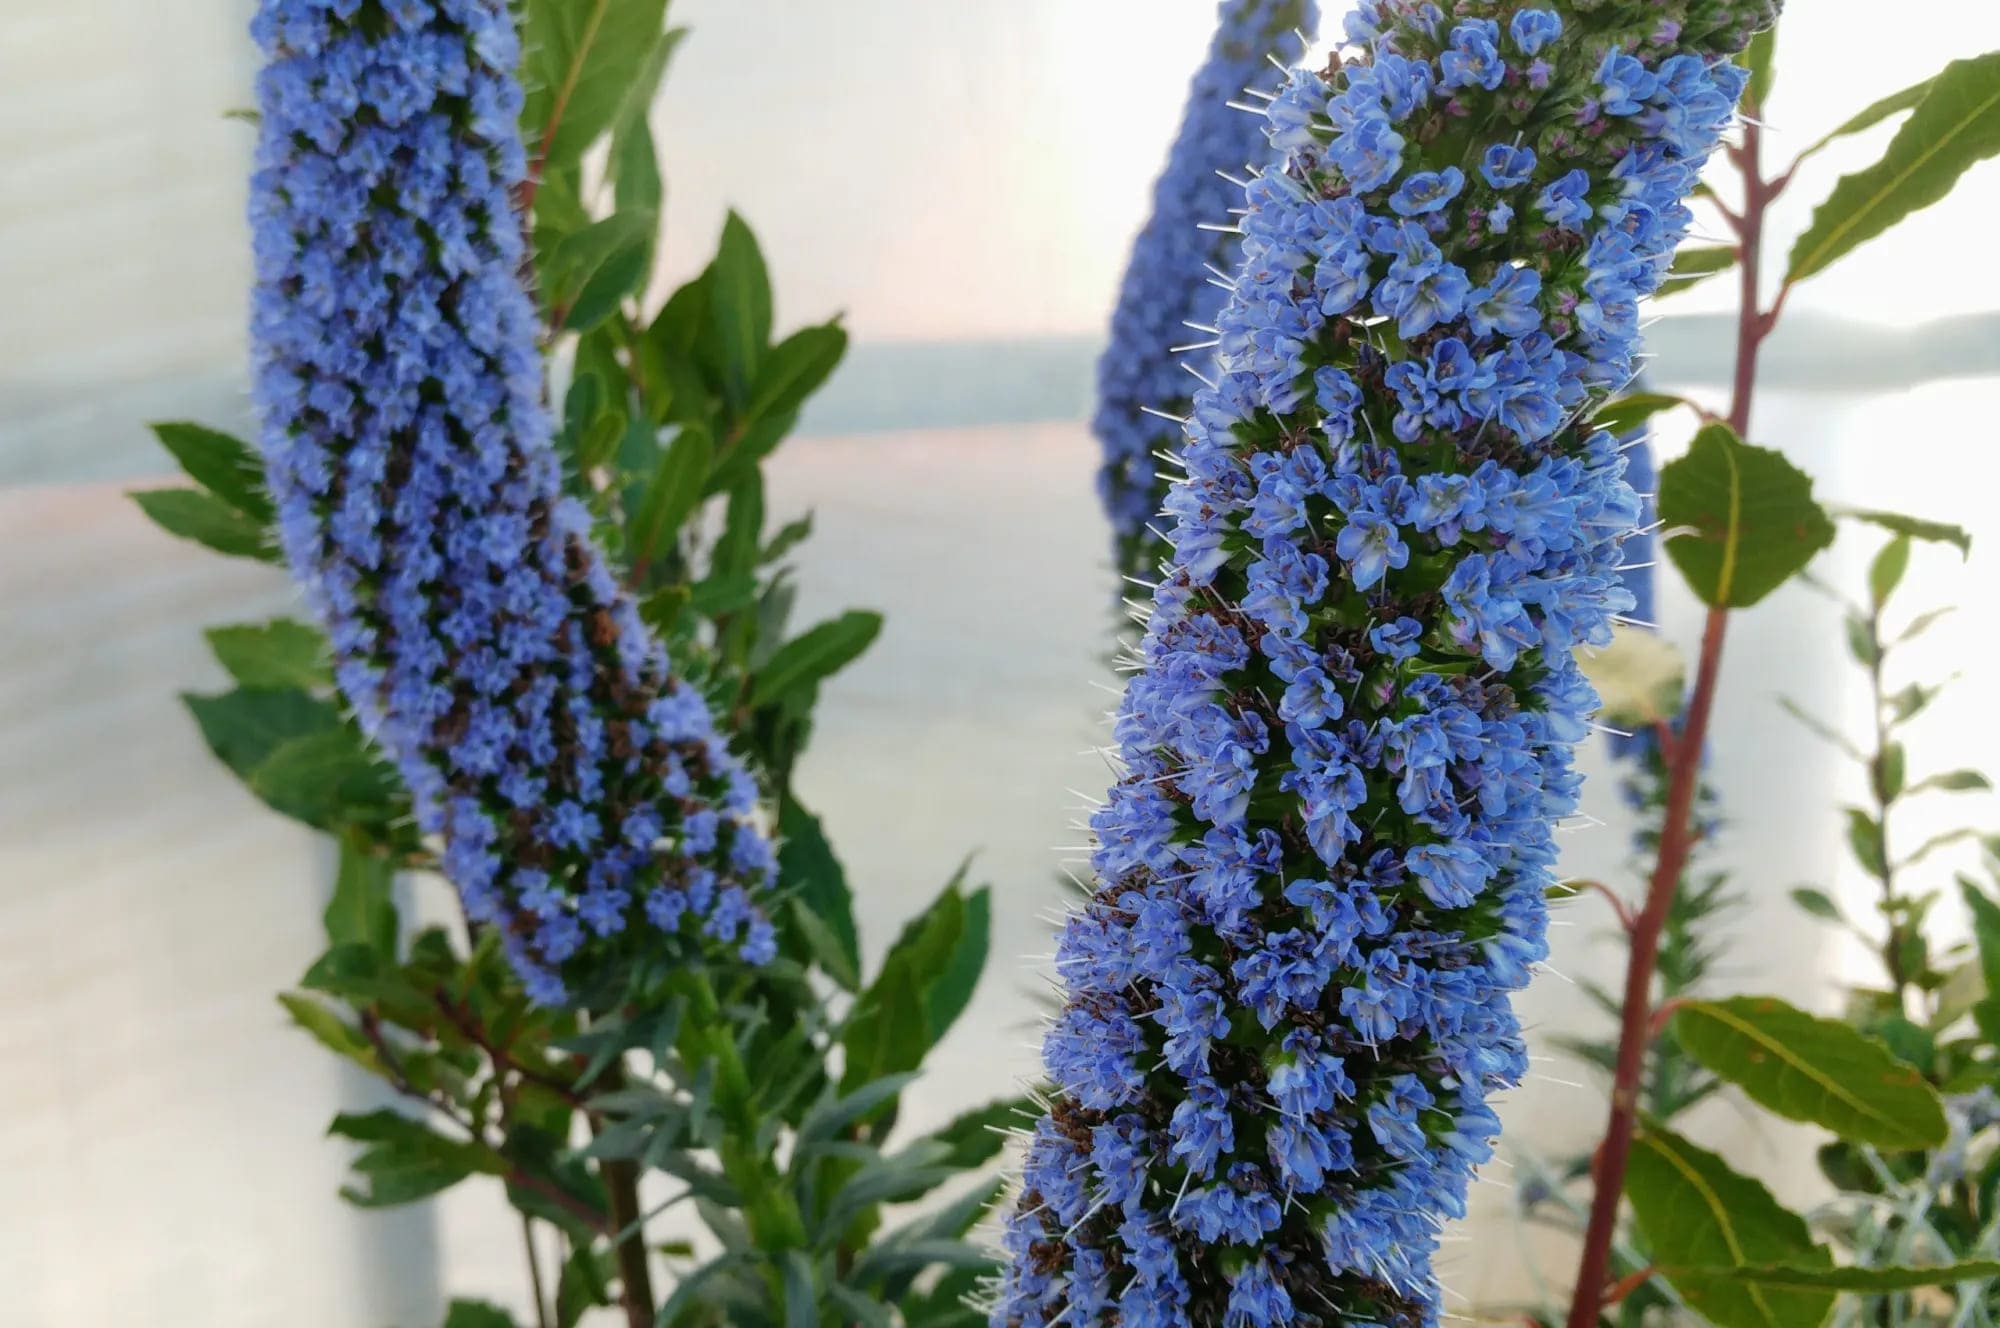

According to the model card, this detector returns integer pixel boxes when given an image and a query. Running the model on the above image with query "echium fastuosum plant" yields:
[991,1,1773,1325]
[246,0,774,1006]
[1096,0,1318,585]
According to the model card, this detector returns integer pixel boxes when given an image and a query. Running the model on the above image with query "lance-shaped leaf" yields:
[1659,424,1834,608]
[1627,1127,1834,1328]
[150,421,272,521]
[204,618,332,691]
[1840,508,1973,558]
[1789,52,2000,283]
[1671,996,1947,1147]
[1669,1262,2000,1293]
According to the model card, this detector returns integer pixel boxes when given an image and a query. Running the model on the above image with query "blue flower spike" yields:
[1096,0,1322,587]
[996,1,1775,1324]
[246,0,776,1006]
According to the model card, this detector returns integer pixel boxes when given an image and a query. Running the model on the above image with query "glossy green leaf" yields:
[521,0,675,175]
[627,423,713,572]
[1659,424,1835,608]
[183,687,343,779]
[328,1110,505,1207]
[1627,1127,1834,1328]
[204,619,331,691]
[325,837,396,956]
[778,798,861,988]
[750,611,883,710]
[131,488,277,562]
[1672,996,1947,1147]
[1789,52,2000,282]
[1672,1262,2000,1292]
[150,421,271,521]
[249,728,401,831]
[707,211,772,406]
[927,881,989,1041]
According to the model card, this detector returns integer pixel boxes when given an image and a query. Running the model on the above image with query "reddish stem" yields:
[1564,107,1773,1328]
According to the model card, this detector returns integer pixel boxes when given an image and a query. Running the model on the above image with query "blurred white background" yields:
[3,2,1999,1325]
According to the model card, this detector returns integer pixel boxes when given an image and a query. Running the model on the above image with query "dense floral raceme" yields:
[246,0,775,1006]
[996,2,1774,1325]
[1096,0,1319,584]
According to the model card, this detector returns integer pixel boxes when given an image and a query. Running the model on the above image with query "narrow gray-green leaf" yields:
[1841,508,1972,558]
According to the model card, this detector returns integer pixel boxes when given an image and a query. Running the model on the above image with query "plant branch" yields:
[1565,104,1773,1328]
[589,1060,658,1328]
[523,1215,553,1328]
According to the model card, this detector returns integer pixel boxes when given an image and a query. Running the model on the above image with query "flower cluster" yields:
[996,2,1772,1325]
[1095,0,1318,585]
[246,0,775,1006]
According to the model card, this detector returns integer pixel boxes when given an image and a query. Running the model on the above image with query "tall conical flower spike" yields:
[245,0,776,1006]
[1096,0,1320,585]
[996,1,1775,1324]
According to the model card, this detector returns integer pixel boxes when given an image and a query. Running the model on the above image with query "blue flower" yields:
[1389,166,1465,216]
[1092,0,1321,587]
[1509,8,1563,55]
[995,2,1763,1322]
[246,0,775,1004]
[1480,141,1538,189]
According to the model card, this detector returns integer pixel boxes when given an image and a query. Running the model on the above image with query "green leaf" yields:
[927,882,990,1041]
[278,992,381,1073]
[1671,996,1947,1148]
[1743,27,1776,113]
[825,1284,897,1328]
[1672,1262,2000,1293]
[707,211,772,407]
[131,488,276,562]
[1845,808,1887,878]
[1897,607,1956,644]
[1656,244,1738,299]
[149,421,271,521]
[1869,535,1911,609]
[778,798,861,988]
[1593,391,1691,435]
[443,1299,520,1328]
[1659,424,1835,608]
[1789,887,1845,924]
[1789,52,2000,283]
[328,1110,507,1209]
[545,211,655,329]
[750,611,884,710]
[183,687,343,778]
[1962,879,2000,998]
[841,962,930,1095]
[627,424,714,572]
[1887,681,1941,724]
[782,1251,818,1328]
[522,0,676,175]
[1913,769,1992,794]
[325,837,397,956]
[706,322,847,493]
[249,728,401,831]
[204,619,331,691]
[1627,1126,1834,1328]
[1842,508,1973,558]
[1793,76,1937,165]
